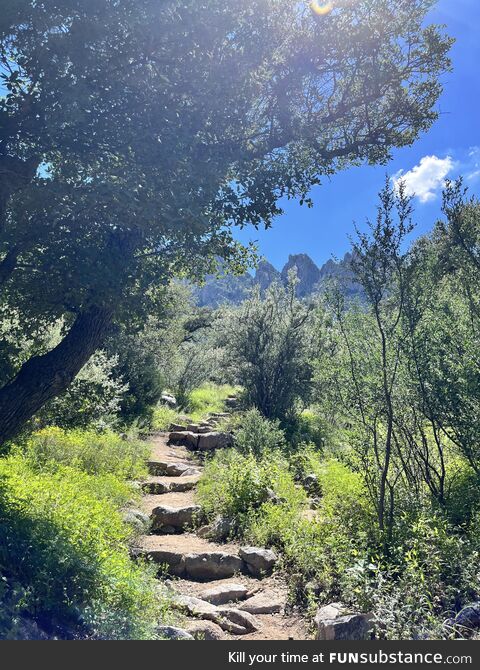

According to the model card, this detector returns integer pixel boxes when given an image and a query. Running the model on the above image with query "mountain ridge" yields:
[192,252,361,307]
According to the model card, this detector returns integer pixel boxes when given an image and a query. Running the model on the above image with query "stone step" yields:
[142,474,201,494]
[168,430,233,452]
[147,459,201,477]
[143,491,202,533]
[135,534,244,580]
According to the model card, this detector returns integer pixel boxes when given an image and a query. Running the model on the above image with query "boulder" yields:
[239,592,283,615]
[169,431,199,450]
[122,508,151,534]
[239,546,277,577]
[454,603,480,634]
[198,583,250,605]
[142,480,170,494]
[187,621,227,640]
[169,423,187,432]
[303,473,320,494]
[187,423,201,433]
[197,432,234,451]
[196,516,234,542]
[169,476,201,493]
[150,504,201,532]
[157,625,194,640]
[161,394,177,407]
[184,551,243,580]
[140,548,186,576]
[314,603,372,640]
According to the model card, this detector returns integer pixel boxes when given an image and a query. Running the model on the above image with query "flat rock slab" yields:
[142,474,201,495]
[148,460,200,477]
[169,423,188,432]
[174,596,259,635]
[216,607,259,634]
[197,432,233,451]
[198,583,250,605]
[239,592,283,615]
[239,546,278,577]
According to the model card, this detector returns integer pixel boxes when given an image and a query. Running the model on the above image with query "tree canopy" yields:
[0,0,452,444]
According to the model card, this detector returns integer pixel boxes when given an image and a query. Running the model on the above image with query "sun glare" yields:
[309,1,334,16]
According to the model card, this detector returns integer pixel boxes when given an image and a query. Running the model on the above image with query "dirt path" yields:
[136,430,309,640]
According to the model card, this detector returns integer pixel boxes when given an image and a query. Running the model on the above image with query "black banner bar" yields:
[1,640,479,670]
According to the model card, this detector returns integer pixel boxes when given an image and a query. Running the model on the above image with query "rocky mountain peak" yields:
[281,254,321,297]
[254,260,281,292]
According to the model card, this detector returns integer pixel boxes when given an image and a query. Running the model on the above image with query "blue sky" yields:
[235,0,480,270]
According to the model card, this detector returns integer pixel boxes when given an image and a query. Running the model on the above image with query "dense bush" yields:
[0,455,168,639]
[222,278,315,421]
[19,427,149,480]
[233,409,286,457]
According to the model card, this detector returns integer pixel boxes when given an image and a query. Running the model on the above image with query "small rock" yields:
[199,583,249,605]
[187,621,227,640]
[139,548,186,576]
[148,460,199,477]
[314,603,372,640]
[165,462,199,477]
[157,625,194,640]
[239,592,283,614]
[239,546,277,577]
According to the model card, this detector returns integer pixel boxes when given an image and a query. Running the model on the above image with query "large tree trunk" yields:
[0,304,112,448]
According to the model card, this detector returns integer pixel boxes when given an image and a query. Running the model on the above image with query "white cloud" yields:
[393,155,454,203]
[466,146,480,183]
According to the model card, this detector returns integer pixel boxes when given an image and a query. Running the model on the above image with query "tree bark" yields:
[0,304,112,448]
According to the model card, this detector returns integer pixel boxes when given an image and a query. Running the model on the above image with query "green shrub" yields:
[197,448,304,533]
[187,383,236,420]
[248,457,374,605]
[284,409,329,449]
[0,455,169,639]
[151,405,181,431]
[445,458,480,526]
[20,427,149,480]
[233,409,286,457]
